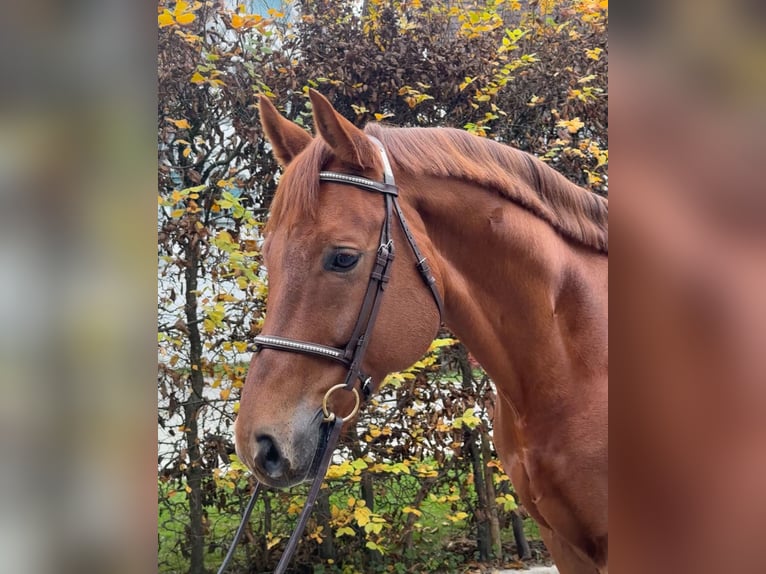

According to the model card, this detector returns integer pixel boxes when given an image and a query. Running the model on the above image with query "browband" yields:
[317,172,398,196]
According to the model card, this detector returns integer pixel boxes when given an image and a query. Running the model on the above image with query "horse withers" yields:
[235,90,608,574]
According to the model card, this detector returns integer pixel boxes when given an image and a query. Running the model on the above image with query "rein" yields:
[217,136,443,573]
[216,417,343,574]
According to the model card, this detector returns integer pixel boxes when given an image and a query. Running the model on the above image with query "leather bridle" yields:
[253,136,444,406]
[217,136,444,574]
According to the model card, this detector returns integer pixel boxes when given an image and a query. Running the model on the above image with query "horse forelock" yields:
[265,138,332,233]
[265,123,608,254]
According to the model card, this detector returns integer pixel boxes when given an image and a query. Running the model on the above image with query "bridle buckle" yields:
[378,239,393,254]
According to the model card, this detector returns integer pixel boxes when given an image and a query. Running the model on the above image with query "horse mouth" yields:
[305,415,334,481]
[248,410,328,489]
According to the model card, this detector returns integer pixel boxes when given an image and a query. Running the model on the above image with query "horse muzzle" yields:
[237,410,325,488]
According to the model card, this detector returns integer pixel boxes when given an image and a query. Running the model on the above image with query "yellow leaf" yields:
[182,147,191,158]
[220,388,231,400]
[217,230,233,244]
[233,341,248,353]
[366,540,384,553]
[266,536,281,550]
[158,11,175,27]
[459,76,476,91]
[190,72,205,84]
[231,14,243,29]
[586,171,603,185]
[496,493,518,511]
[557,118,585,134]
[176,12,195,25]
[325,460,353,480]
[354,506,372,527]
[428,337,457,351]
[585,47,603,61]
[168,118,190,129]
[175,31,202,43]
[171,209,184,218]
[374,112,394,121]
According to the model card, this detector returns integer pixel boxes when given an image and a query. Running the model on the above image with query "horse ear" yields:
[258,95,312,166]
[309,89,376,169]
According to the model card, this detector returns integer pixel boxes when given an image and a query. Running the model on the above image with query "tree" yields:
[158,2,275,571]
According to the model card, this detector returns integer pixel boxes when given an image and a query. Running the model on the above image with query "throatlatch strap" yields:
[391,198,445,318]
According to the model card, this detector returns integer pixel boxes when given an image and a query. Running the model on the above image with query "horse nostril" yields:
[255,435,285,477]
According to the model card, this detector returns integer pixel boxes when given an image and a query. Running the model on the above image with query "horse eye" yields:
[325,251,360,272]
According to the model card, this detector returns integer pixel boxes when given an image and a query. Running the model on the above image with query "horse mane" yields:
[267,124,608,254]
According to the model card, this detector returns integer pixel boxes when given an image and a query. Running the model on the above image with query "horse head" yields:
[234,91,442,487]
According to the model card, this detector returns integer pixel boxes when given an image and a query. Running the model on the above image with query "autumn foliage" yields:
[157,0,607,572]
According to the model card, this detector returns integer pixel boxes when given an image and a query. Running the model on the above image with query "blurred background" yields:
[611,1,766,572]
[0,1,157,573]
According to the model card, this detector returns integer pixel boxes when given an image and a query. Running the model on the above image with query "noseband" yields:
[218,137,443,574]
[253,135,444,414]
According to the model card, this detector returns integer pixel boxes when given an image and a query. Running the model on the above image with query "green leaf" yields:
[365,540,385,553]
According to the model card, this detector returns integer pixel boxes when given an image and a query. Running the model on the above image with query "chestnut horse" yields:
[235,90,608,574]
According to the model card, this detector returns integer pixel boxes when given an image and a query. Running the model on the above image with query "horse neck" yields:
[401,172,608,414]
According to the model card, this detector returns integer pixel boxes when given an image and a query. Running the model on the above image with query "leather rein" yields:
[217,136,443,574]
